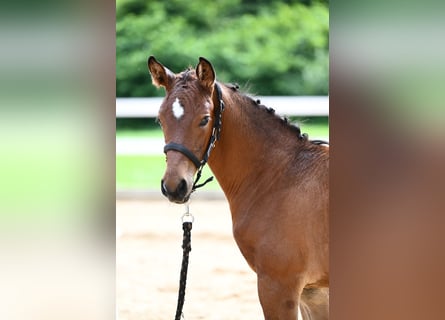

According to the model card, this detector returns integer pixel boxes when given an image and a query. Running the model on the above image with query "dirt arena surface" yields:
[117,199,263,320]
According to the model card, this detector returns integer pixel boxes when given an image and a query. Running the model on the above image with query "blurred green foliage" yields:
[117,0,328,97]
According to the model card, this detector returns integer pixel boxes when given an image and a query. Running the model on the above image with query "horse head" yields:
[148,56,218,203]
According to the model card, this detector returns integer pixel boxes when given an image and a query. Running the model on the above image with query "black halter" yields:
[163,83,225,191]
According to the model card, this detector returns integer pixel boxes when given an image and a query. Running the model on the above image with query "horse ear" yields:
[147,56,175,91]
[196,57,215,90]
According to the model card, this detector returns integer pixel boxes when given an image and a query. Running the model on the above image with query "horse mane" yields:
[222,82,315,143]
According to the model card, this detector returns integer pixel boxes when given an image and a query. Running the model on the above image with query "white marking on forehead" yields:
[172,98,184,119]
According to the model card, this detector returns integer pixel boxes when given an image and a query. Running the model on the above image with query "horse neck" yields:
[207,88,304,204]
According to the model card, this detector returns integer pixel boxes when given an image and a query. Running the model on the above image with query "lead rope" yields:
[174,203,194,320]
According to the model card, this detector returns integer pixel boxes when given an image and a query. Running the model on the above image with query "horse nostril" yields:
[161,180,168,196]
[176,179,188,198]
[161,179,189,202]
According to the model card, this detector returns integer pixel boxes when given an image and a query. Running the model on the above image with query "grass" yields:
[116,117,328,190]
[116,128,164,138]
[116,155,162,190]
[116,117,329,139]
[116,154,220,190]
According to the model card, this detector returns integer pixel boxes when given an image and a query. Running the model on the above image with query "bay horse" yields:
[148,56,329,320]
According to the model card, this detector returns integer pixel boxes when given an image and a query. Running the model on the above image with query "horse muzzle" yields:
[161,178,191,204]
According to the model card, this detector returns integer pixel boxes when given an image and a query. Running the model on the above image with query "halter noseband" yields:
[163,83,225,191]
[163,142,202,169]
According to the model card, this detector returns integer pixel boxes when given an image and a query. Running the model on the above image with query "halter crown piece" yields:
[163,83,225,192]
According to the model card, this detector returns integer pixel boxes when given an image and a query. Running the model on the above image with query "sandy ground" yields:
[117,199,264,320]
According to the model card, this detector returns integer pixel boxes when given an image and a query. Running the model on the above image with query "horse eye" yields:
[199,116,210,127]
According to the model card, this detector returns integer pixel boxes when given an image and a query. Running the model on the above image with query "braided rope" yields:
[174,221,192,320]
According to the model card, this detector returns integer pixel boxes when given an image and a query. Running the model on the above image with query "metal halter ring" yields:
[181,203,194,223]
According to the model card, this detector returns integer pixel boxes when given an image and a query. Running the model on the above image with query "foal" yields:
[148,56,329,320]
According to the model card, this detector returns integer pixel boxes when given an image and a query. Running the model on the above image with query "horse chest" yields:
[231,209,291,273]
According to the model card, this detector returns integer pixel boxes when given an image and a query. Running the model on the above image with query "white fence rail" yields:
[116,96,329,118]
[116,96,328,155]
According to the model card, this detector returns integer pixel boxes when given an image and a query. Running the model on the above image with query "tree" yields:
[116,0,328,97]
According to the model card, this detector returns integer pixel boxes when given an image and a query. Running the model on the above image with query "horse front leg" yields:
[257,273,304,320]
